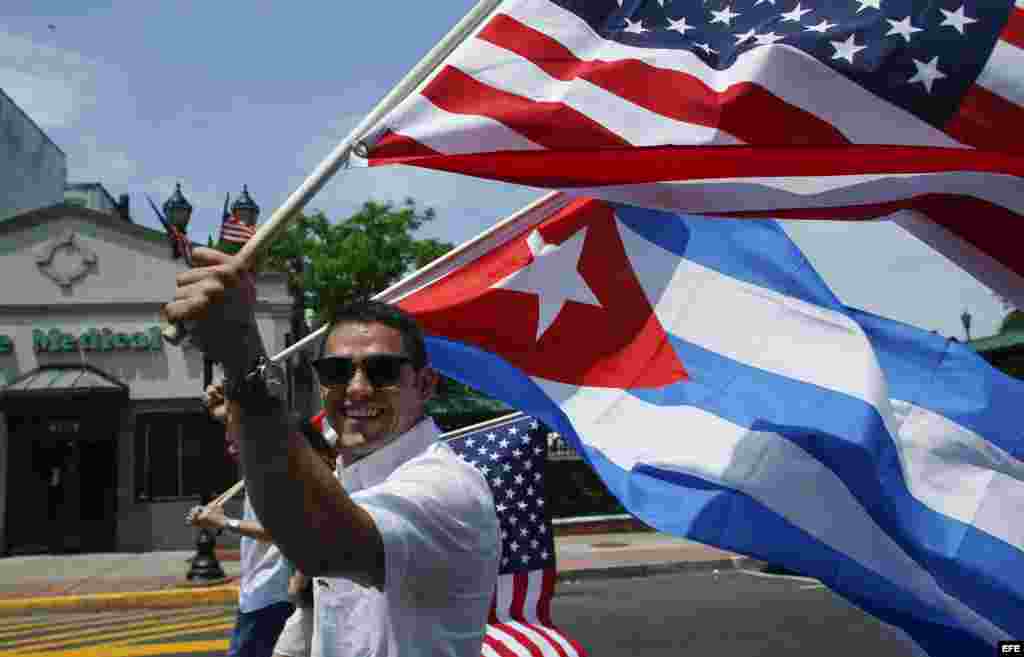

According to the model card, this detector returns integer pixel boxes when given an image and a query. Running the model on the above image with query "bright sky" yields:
[0,0,1008,339]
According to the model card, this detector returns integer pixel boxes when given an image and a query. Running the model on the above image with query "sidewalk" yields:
[0,532,758,615]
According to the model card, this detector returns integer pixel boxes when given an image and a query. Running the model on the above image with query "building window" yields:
[134,412,238,502]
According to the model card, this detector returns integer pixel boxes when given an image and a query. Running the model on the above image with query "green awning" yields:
[1,364,128,400]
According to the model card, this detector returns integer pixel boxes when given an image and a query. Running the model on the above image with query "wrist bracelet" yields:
[227,355,287,413]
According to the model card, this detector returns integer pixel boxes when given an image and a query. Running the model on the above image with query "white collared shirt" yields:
[312,417,500,657]
[238,495,292,613]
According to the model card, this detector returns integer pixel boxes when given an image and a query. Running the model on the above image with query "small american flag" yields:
[311,410,339,447]
[169,225,194,265]
[361,0,1024,306]
[219,213,257,245]
[146,194,193,265]
[445,413,587,657]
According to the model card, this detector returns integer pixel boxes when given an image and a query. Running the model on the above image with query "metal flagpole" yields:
[163,0,504,344]
[236,0,505,266]
[269,191,569,365]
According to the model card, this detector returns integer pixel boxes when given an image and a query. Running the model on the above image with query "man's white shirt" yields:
[312,417,500,657]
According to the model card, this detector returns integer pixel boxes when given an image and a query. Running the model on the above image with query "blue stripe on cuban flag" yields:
[417,203,1022,655]
[618,210,1024,633]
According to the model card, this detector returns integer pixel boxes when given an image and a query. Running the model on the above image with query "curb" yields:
[557,556,760,583]
[0,583,239,616]
[553,515,655,536]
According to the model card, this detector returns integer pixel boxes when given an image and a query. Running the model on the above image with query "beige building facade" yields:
[0,203,292,554]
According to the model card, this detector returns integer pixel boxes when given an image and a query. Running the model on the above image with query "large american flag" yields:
[360,0,1024,306]
[445,413,587,657]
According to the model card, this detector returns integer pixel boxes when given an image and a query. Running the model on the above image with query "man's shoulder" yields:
[377,441,500,557]
[421,439,459,461]
[398,440,483,482]
[384,441,495,507]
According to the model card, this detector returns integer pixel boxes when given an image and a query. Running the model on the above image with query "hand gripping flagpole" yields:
[161,0,505,344]
[268,191,570,365]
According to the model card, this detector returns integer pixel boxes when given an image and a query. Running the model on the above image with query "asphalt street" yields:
[0,570,917,657]
[554,569,915,657]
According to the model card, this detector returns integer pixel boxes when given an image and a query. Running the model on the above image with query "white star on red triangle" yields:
[493,228,601,341]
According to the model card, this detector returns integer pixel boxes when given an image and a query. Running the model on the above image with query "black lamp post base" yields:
[187,528,226,582]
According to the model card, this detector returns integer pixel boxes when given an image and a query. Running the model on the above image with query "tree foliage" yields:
[217,199,453,325]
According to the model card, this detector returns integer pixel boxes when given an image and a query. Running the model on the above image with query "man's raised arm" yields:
[163,247,383,587]
[230,401,383,587]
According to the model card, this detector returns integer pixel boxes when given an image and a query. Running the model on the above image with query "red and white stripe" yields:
[170,226,194,264]
[220,215,257,244]
[311,410,339,448]
[362,0,1024,306]
[484,570,585,657]
[947,0,1024,150]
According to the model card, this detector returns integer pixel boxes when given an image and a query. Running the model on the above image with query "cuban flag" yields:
[372,193,1023,654]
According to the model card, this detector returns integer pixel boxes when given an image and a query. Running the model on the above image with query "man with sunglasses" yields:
[164,248,500,657]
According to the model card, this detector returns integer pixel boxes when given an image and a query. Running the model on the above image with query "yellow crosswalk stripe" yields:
[0,607,230,650]
[0,607,227,641]
[3,639,230,657]
[0,609,233,653]
[106,620,235,647]
[0,612,125,636]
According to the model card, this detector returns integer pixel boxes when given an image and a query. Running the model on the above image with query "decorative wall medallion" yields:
[35,229,98,289]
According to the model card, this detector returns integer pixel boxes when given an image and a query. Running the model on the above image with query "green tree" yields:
[206,200,452,337]
[249,198,453,324]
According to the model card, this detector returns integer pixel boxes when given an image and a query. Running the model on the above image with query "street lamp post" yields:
[163,183,193,231]
[231,185,260,226]
[166,181,225,583]
[187,493,227,583]
[162,183,193,259]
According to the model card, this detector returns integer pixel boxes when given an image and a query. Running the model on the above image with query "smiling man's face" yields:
[320,321,436,463]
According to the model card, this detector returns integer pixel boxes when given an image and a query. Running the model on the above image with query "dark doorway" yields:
[5,416,52,555]
[76,438,117,552]
[4,413,118,555]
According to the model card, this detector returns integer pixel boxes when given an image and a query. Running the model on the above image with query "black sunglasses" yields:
[312,354,412,388]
